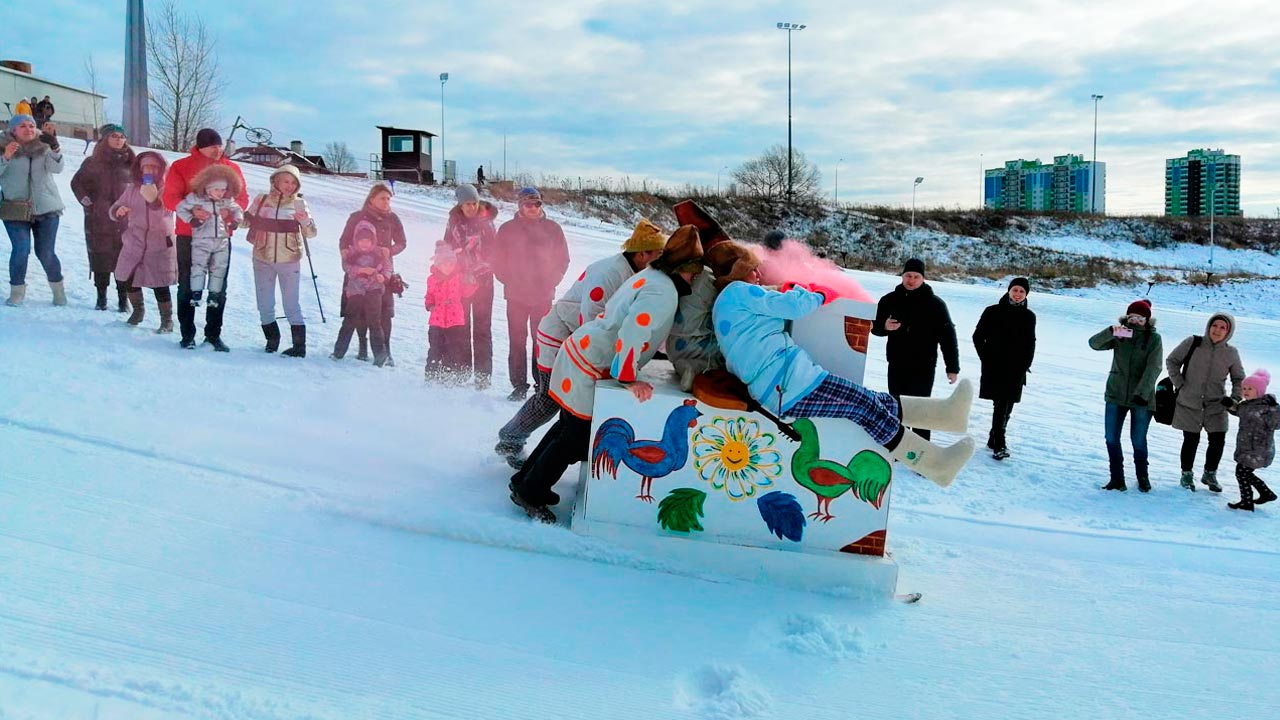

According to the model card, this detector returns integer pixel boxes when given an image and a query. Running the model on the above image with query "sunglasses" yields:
[521,200,543,208]
[1127,314,1147,325]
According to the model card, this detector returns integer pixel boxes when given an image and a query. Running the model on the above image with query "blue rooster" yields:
[591,399,703,502]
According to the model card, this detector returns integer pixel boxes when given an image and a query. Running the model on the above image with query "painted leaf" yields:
[757,491,806,542]
[657,488,706,533]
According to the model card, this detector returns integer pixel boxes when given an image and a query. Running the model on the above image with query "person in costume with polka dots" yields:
[494,219,667,468]
[509,226,704,522]
[711,243,976,489]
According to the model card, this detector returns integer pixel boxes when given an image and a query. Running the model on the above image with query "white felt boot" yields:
[890,431,975,488]
[898,378,974,433]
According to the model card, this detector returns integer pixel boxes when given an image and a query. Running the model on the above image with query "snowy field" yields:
[2,146,1279,719]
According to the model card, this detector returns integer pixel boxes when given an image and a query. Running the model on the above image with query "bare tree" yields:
[323,141,358,173]
[82,54,105,126]
[146,0,226,151]
[732,144,822,200]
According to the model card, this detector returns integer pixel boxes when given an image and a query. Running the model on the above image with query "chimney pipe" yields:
[290,140,304,156]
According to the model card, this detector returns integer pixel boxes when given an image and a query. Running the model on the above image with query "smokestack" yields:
[290,140,304,155]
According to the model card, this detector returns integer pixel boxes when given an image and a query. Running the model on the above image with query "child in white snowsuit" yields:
[1227,369,1279,511]
[175,164,243,308]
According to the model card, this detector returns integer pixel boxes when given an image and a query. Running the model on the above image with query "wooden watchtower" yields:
[376,126,436,185]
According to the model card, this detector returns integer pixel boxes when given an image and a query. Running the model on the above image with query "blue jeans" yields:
[5,213,63,286]
[1104,402,1152,483]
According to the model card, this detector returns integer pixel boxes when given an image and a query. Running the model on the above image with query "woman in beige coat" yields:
[1165,312,1245,492]
[245,164,317,356]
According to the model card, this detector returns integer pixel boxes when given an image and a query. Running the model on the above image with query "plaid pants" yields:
[789,374,902,446]
[497,365,557,452]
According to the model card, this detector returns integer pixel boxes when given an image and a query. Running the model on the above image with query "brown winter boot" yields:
[126,290,146,326]
[155,301,174,334]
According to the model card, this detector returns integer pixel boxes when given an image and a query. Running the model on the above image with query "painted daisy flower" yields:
[692,417,783,500]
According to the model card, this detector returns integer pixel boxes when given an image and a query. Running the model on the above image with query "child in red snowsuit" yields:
[424,242,478,383]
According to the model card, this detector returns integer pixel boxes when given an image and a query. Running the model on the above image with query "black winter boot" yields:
[262,322,281,353]
[1252,478,1276,505]
[1101,477,1127,492]
[116,286,129,313]
[94,284,109,311]
[331,322,355,359]
[356,332,369,361]
[205,336,230,352]
[281,325,306,358]
[1137,475,1152,493]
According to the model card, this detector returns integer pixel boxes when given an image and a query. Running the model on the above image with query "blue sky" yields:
[8,0,1279,215]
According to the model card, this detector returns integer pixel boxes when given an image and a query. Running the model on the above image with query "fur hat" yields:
[650,225,703,274]
[622,218,667,253]
[706,241,761,290]
[353,220,378,246]
[454,183,480,204]
[189,163,243,199]
[902,258,926,276]
[1243,369,1271,396]
[1126,299,1152,319]
[673,200,731,250]
[195,128,222,149]
[1008,277,1030,293]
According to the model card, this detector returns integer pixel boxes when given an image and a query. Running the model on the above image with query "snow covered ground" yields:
[2,146,1279,719]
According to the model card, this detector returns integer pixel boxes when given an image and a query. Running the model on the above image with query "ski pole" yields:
[295,193,326,323]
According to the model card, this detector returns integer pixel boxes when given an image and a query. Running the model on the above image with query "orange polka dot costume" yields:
[534,253,637,374]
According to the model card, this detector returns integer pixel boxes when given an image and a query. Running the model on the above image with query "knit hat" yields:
[1008,277,1030,293]
[195,128,222,149]
[7,114,35,132]
[706,242,761,290]
[205,179,229,193]
[622,218,667,253]
[1125,299,1152,319]
[1243,369,1271,396]
[902,258,926,276]
[517,187,542,205]
[454,183,479,204]
[650,225,704,274]
[99,123,126,137]
[432,242,457,265]
[673,200,732,250]
[353,220,377,246]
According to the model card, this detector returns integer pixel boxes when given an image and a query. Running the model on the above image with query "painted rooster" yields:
[790,418,892,522]
[591,399,703,502]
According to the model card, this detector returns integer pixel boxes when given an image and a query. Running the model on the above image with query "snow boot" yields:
[49,280,67,306]
[205,336,230,352]
[180,336,197,349]
[1254,482,1277,505]
[126,290,145,326]
[117,286,129,313]
[511,490,557,524]
[898,378,974,433]
[95,285,108,310]
[507,385,529,402]
[155,301,174,334]
[1137,475,1152,493]
[1201,470,1223,493]
[888,430,975,488]
[1180,470,1196,491]
[496,442,526,470]
[992,446,1010,461]
[332,323,355,359]
[371,328,390,367]
[189,290,202,307]
[262,322,281,353]
[355,332,369,361]
[6,284,25,306]
[1101,478,1127,492]
[281,325,306,358]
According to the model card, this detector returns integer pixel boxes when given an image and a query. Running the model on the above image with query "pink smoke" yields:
[757,239,873,303]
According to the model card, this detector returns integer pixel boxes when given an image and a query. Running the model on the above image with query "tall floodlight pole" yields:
[776,22,806,205]
[912,176,924,227]
[1091,94,1103,213]
[439,72,449,182]
[124,0,151,147]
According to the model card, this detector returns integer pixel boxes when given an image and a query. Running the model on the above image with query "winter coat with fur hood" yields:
[70,141,135,271]
[111,152,177,288]
[0,131,64,216]
[1089,315,1163,408]
[162,146,249,235]
[245,165,317,264]
[1166,312,1245,433]
[175,164,244,242]
[1232,395,1279,469]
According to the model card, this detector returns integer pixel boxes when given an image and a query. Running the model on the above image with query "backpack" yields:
[1154,335,1202,425]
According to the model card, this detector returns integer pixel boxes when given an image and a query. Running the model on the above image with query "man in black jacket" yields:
[872,258,961,439]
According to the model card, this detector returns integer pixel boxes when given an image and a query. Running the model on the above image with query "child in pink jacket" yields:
[424,242,477,382]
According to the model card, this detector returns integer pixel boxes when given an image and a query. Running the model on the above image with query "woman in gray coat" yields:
[1165,312,1245,492]
[2,115,65,307]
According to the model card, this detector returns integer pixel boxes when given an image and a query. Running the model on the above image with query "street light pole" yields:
[912,176,924,228]
[835,158,843,205]
[440,72,449,183]
[776,22,806,205]
[1091,93,1103,213]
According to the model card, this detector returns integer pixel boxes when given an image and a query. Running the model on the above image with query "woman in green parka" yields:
[1088,299,1163,492]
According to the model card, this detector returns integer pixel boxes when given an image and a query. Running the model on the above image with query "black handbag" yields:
[1154,335,1202,425]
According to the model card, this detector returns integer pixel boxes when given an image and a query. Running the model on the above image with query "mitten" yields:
[1220,397,1236,408]
[39,133,59,151]
[807,283,839,305]
[1130,395,1148,407]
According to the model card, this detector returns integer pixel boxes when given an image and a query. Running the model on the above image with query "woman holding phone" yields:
[111,151,177,332]
[1088,299,1163,492]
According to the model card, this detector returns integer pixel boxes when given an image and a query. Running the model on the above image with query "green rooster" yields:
[789,418,892,522]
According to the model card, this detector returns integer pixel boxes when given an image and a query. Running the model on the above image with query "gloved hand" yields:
[1220,396,1236,408]
[38,126,59,152]
[807,283,839,305]
[1130,395,1148,407]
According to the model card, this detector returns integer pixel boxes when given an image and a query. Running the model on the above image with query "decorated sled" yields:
[570,298,901,596]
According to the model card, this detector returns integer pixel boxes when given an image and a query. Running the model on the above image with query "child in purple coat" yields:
[332,221,392,366]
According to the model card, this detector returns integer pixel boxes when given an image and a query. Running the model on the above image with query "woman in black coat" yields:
[972,277,1037,459]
